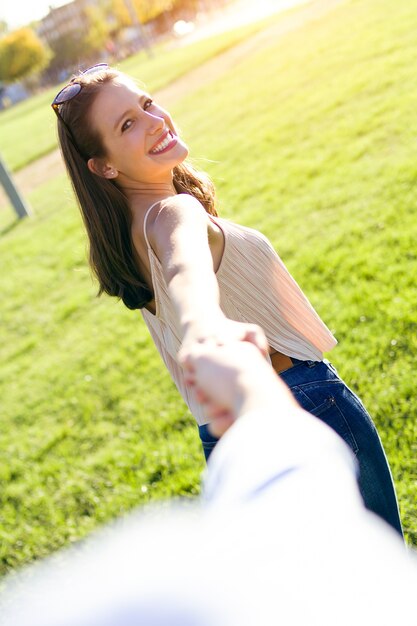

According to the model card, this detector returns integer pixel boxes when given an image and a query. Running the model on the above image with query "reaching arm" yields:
[149,194,222,335]
[183,342,359,508]
[147,194,268,360]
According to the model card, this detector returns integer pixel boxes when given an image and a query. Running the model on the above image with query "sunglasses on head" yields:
[51,63,109,157]
[51,63,109,114]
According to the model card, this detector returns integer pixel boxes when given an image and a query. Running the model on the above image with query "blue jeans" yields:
[199,359,403,537]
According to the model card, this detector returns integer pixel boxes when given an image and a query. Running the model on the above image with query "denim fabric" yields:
[198,359,403,537]
[198,424,219,462]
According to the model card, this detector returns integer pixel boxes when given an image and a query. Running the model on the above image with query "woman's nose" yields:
[147,112,165,134]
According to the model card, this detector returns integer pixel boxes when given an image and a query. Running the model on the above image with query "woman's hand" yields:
[182,341,295,437]
[178,315,269,366]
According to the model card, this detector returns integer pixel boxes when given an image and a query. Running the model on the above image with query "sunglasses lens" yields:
[53,83,82,106]
[82,63,108,75]
[51,64,109,110]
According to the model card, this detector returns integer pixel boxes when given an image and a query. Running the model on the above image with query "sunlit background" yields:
[0,0,70,29]
[0,0,304,29]
[0,0,416,583]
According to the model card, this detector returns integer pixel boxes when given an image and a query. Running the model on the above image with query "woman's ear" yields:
[87,158,118,179]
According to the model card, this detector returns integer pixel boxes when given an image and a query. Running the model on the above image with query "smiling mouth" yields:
[149,130,178,154]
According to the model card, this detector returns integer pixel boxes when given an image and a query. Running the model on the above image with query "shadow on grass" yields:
[0,216,20,238]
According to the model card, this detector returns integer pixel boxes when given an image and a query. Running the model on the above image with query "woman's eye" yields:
[121,99,153,131]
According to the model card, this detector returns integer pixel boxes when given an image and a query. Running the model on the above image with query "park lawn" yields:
[0,15,273,173]
[1,0,416,577]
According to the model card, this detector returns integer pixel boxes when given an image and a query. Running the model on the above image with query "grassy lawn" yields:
[1,0,416,577]
[0,16,272,173]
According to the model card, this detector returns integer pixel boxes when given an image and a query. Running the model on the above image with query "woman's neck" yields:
[119,179,176,202]
[119,180,177,215]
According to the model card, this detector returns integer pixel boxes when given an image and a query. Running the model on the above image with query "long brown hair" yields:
[56,67,217,310]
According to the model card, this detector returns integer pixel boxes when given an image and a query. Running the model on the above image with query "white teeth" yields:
[150,133,173,153]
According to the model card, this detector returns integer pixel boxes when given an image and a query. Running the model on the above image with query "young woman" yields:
[52,64,402,535]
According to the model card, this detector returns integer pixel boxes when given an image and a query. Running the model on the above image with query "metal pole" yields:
[0,154,32,219]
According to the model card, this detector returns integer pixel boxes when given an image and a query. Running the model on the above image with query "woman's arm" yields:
[147,194,267,359]
[149,194,222,333]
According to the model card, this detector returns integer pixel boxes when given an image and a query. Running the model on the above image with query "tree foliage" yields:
[47,5,110,74]
[0,28,50,83]
[83,5,111,57]
[107,0,132,30]
[132,0,174,24]
[49,32,85,73]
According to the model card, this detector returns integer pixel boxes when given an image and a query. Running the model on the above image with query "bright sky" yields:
[0,0,309,32]
[0,0,71,29]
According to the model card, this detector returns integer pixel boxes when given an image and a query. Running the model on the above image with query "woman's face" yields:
[88,75,188,186]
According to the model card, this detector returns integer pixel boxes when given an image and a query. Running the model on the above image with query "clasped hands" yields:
[178,316,295,438]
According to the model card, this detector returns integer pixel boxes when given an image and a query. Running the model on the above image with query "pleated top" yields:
[141,207,337,426]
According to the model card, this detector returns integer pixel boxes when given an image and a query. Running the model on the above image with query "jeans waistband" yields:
[280,358,338,386]
[290,357,306,366]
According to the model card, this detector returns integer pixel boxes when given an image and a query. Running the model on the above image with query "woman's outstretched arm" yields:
[147,193,268,360]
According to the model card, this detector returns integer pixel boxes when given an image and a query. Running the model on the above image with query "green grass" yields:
[0,17,271,173]
[1,0,417,577]
[0,175,203,572]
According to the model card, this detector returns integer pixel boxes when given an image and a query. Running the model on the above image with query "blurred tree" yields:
[132,0,173,24]
[108,0,132,29]
[83,5,111,57]
[47,4,111,76]
[49,32,84,73]
[172,0,201,15]
[0,20,8,36]
[0,28,51,83]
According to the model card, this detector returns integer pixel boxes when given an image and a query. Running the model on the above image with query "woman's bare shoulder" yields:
[159,193,206,213]
[151,194,208,231]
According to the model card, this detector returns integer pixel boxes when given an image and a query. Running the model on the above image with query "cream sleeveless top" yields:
[141,202,337,426]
